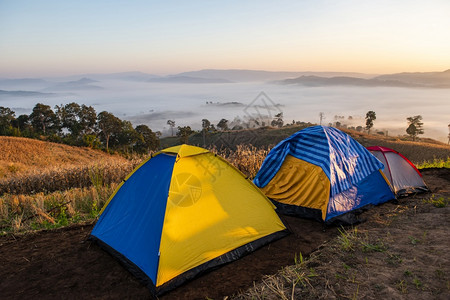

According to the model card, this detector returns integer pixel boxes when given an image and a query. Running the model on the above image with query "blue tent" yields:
[254,126,395,224]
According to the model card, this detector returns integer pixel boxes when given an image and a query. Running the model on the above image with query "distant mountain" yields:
[374,69,450,88]
[52,72,160,82]
[176,69,376,82]
[0,90,57,97]
[147,76,232,84]
[45,78,104,91]
[276,75,423,88]
[0,78,50,90]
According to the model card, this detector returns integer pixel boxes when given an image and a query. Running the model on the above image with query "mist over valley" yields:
[1,69,449,142]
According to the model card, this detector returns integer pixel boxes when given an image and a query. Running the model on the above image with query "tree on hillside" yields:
[113,120,141,153]
[55,103,82,137]
[406,115,424,141]
[79,105,97,135]
[29,103,59,135]
[12,114,33,136]
[134,124,160,153]
[177,126,194,144]
[0,106,15,135]
[217,118,228,131]
[55,103,97,140]
[97,111,122,152]
[319,112,325,126]
[365,111,376,134]
[201,118,211,146]
[271,112,284,128]
[167,120,176,136]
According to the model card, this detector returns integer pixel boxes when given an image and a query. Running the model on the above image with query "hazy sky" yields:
[1,0,449,77]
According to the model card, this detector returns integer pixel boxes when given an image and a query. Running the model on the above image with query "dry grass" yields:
[0,136,129,178]
[0,136,144,195]
[0,161,136,195]
[210,145,271,178]
[0,185,116,234]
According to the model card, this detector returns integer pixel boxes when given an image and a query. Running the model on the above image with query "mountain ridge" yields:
[276,69,450,88]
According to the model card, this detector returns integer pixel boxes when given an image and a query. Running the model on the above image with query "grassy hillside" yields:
[0,136,136,195]
[0,128,448,233]
[0,136,129,178]
[161,125,450,165]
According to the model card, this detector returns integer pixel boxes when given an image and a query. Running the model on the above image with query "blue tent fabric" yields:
[326,169,394,220]
[254,126,384,197]
[91,153,176,283]
[254,126,395,223]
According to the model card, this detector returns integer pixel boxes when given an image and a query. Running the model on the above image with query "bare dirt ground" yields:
[0,168,448,300]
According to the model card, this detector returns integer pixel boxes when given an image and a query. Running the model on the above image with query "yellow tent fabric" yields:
[162,144,209,158]
[157,150,286,286]
[260,155,331,220]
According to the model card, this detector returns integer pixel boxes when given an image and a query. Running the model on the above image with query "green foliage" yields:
[409,236,420,245]
[0,106,15,135]
[365,111,376,133]
[271,112,284,128]
[217,118,229,131]
[167,119,176,136]
[361,240,387,252]
[406,115,424,141]
[386,253,403,265]
[89,165,104,189]
[176,126,194,144]
[413,277,423,289]
[416,158,450,169]
[29,103,60,135]
[134,124,159,153]
[396,280,408,294]
[294,252,304,266]
[83,134,101,148]
[97,111,123,152]
[424,195,449,208]
[90,200,100,218]
[337,226,358,252]
[55,103,97,139]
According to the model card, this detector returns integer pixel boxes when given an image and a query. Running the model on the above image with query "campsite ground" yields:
[0,168,448,299]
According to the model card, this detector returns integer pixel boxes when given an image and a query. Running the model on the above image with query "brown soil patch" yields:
[1,169,448,299]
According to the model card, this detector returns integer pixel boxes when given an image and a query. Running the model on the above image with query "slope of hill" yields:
[0,136,127,178]
[0,90,58,97]
[375,69,450,87]
[44,78,103,91]
[161,125,450,164]
[52,71,160,82]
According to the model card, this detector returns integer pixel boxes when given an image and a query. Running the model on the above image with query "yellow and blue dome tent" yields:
[254,126,395,224]
[90,144,287,296]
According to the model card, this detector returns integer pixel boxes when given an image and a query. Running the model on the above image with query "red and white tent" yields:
[367,146,429,197]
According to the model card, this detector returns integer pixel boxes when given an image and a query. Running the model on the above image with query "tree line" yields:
[0,103,160,154]
[1,102,438,154]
